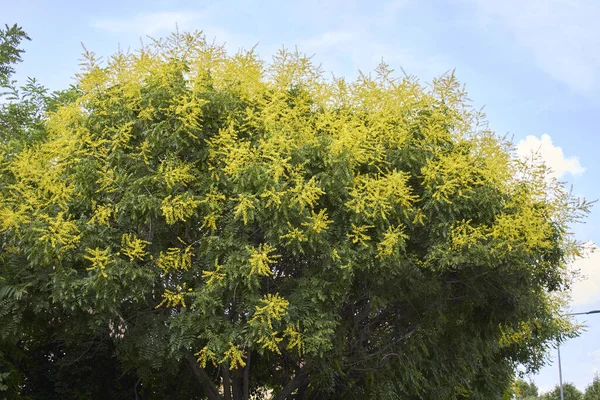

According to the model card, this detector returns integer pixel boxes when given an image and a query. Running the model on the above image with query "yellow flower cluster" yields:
[201,261,226,287]
[156,245,193,273]
[120,234,150,262]
[249,293,290,354]
[247,244,280,276]
[156,284,192,308]
[84,247,112,278]
[250,293,289,329]
[161,193,201,225]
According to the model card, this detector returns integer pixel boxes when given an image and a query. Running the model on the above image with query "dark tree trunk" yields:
[294,382,309,400]
[232,368,243,400]
[272,367,309,400]
[183,350,221,400]
[243,351,250,400]
[223,367,232,400]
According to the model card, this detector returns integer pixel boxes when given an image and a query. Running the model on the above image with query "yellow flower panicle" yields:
[348,224,374,247]
[288,176,324,212]
[284,322,304,354]
[195,346,217,369]
[201,260,226,286]
[280,224,308,244]
[250,293,289,329]
[37,212,81,252]
[89,203,113,226]
[376,224,409,259]
[247,243,280,276]
[156,283,192,308]
[159,157,195,189]
[233,194,256,225]
[84,247,112,278]
[347,170,416,220]
[156,245,193,273]
[121,233,150,262]
[302,209,333,234]
[249,293,290,354]
[219,342,247,370]
[161,193,201,225]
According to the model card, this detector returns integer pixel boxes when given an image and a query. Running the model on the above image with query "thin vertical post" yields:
[558,345,564,400]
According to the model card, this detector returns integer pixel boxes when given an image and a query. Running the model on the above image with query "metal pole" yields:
[556,310,600,400]
[558,344,564,400]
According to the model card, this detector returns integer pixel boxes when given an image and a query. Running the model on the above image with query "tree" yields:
[0,30,589,398]
[511,378,539,399]
[541,383,583,400]
[584,374,600,400]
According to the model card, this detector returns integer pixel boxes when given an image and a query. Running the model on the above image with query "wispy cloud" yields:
[298,0,451,80]
[516,133,585,179]
[465,0,600,96]
[298,28,450,81]
[93,11,202,36]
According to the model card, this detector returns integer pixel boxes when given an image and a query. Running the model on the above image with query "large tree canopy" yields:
[0,31,589,399]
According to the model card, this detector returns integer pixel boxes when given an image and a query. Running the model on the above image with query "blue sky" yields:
[4,0,600,394]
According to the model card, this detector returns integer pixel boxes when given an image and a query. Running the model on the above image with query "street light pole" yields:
[557,310,600,400]
[558,345,564,400]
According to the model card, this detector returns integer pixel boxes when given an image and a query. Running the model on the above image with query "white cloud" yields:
[516,134,585,179]
[93,11,202,36]
[570,243,600,307]
[464,0,600,96]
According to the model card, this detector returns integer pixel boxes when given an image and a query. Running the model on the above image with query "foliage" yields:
[584,374,600,400]
[511,378,539,399]
[0,24,29,86]
[0,29,591,399]
[541,383,583,400]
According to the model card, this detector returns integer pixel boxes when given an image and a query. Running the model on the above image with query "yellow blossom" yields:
[247,243,280,276]
[302,209,332,234]
[156,245,193,273]
[84,247,112,278]
[121,233,150,262]
[219,342,247,370]
[161,193,201,225]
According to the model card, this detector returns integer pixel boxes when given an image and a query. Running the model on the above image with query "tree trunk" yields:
[183,350,221,400]
[232,368,243,400]
[272,367,309,400]
[243,351,250,400]
[223,367,232,400]
[294,382,309,400]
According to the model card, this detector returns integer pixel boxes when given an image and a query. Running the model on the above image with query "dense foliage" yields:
[504,376,600,400]
[540,383,583,400]
[0,29,590,399]
[584,375,600,400]
[512,379,539,400]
